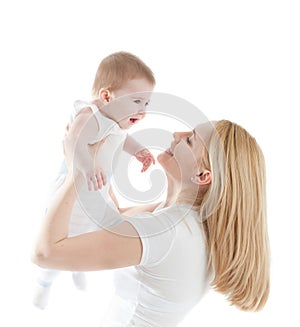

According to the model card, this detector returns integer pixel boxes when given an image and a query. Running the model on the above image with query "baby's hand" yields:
[134,149,155,173]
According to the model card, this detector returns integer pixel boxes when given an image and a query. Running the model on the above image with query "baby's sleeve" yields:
[124,211,177,267]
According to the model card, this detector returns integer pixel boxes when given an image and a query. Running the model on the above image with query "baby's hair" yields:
[92,51,156,98]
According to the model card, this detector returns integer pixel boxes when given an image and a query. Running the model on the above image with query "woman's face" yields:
[158,122,214,185]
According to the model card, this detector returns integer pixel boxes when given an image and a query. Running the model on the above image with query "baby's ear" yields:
[191,169,212,186]
[99,89,111,103]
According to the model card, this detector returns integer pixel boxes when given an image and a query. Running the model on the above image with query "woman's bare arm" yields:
[66,108,107,190]
[32,174,142,271]
[119,203,161,217]
[109,185,161,217]
[66,108,99,167]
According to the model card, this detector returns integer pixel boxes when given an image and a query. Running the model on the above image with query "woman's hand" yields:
[63,128,106,189]
[86,139,107,190]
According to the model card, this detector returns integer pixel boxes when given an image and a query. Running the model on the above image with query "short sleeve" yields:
[124,211,177,267]
[72,100,125,143]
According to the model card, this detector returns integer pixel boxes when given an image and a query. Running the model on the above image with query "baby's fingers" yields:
[144,152,155,165]
[141,158,152,172]
[149,155,155,165]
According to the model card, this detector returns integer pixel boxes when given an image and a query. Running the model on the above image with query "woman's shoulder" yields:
[156,203,199,220]
[123,203,199,238]
[121,204,203,268]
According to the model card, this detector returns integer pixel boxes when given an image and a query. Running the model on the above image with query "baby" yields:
[33,51,155,309]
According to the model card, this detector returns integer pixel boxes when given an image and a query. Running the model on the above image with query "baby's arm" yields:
[64,108,106,190]
[123,135,155,173]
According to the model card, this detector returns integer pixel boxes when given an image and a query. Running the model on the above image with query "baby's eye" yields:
[186,136,192,145]
[145,101,149,106]
[134,100,141,104]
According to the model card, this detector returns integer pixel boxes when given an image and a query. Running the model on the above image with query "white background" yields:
[0,0,299,326]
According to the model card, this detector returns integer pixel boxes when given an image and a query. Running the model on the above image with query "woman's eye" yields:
[187,136,191,145]
[134,100,141,104]
[145,102,149,106]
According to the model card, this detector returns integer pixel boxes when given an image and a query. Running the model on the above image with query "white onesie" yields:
[33,100,128,309]
[47,100,127,235]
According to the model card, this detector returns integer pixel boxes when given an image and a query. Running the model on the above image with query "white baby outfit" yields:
[47,100,128,234]
[34,101,127,309]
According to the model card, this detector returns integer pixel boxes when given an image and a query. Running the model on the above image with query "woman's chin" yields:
[157,152,166,165]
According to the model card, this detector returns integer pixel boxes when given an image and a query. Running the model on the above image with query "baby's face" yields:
[109,78,154,129]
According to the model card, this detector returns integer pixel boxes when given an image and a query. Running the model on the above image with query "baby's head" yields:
[92,51,155,129]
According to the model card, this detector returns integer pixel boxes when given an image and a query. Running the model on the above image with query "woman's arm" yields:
[67,108,106,190]
[109,184,161,216]
[67,109,99,166]
[32,174,142,271]
[120,203,161,216]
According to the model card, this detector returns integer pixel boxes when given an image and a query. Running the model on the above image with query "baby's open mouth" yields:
[129,118,139,124]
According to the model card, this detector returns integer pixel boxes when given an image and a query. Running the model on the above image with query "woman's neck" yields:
[163,175,181,208]
[176,189,199,206]
[164,175,200,208]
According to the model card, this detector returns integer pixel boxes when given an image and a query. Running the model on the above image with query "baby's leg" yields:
[72,272,87,290]
[33,268,60,309]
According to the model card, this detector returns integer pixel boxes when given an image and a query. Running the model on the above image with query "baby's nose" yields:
[138,110,146,117]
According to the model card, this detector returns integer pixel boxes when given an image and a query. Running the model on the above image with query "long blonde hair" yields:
[200,120,270,311]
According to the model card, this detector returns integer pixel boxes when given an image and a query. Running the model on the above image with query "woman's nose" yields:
[173,131,188,139]
[173,132,185,144]
[173,132,180,140]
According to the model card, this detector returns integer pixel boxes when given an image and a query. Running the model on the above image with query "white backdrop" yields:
[0,0,299,326]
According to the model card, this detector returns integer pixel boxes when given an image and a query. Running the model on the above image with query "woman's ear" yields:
[191,169,212,186]
[99,88,111,103]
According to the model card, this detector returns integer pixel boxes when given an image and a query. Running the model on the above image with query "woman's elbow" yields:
[31,245,52,268]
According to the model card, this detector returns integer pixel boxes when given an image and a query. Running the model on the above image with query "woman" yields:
[32,120,270,326]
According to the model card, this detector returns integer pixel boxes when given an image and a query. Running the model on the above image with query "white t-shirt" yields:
[101,204,210,327]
